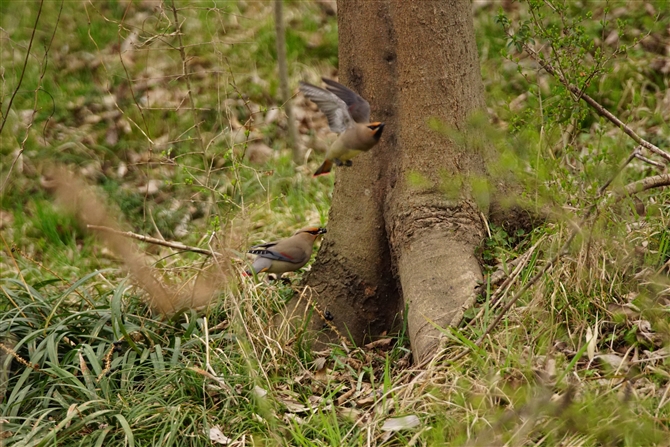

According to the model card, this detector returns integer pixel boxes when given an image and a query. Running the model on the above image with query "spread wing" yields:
[248,242,307,264]
[322,78,371,124]
[299,81,353,134]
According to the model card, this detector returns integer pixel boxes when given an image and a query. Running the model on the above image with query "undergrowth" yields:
[1,0,669,445]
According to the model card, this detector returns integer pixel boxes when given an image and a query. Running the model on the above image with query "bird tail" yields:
[313,159,333,176]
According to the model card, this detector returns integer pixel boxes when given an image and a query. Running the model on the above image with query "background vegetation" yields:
[1,0,669,445]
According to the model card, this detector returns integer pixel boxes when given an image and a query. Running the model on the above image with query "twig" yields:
[287,286,352,352]
[86,224,224,257]
[169,0,220,220]
[521,43,670,163]
[274,0,303,164]
[471,236,545,326]
[0,0,46,193]
[475,253,524,296]
[84,1,155,146]
[623,174,670,196]
[449,145,639,363]
[598,147,638,195]
[0,0,43,136]
[634,152,665,169]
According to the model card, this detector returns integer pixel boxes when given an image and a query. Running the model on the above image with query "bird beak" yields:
[369,122,385,140]
[317,228,327,235]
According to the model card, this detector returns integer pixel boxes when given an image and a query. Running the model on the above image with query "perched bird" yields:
[245,227,327,277]
[299,78,385,176]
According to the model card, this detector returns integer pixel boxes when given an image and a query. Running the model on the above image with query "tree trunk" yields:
[300,0,486,362]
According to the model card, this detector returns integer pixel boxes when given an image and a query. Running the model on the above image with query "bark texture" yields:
[301,0,486,362]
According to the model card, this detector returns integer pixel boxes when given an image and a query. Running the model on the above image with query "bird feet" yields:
[280,277,292,286]
[268,274,292,285]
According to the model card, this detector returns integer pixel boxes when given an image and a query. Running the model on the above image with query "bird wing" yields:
[299,81,353,134]
[322,78,371,123]
[248,243,307,264]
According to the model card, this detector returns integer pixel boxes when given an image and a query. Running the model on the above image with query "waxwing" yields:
[299,78,385,176]
[245,227,326,277]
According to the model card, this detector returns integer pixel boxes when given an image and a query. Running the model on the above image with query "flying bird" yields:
[299,78,384,176]
[245,227,326,278]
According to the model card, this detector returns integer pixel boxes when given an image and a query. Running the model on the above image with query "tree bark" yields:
[300,0,486,362]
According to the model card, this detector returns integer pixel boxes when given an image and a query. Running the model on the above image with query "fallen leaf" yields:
[364,338,393,350]
[283,413,305,425]
[335,387,356,406]
[586,324,598,362]
[265,107,279,124]
[337,407,361,422]
[139,179,162,195]
[0,211,14,230]
[313,357,328,380]
[312,357,327,370]
[252,385,267,398]
[607,303,639,319]
[381,415,421,432]
[595,353,627,371]
[209,426,231,445]
[307,395,324,406]
[245,142,273,165]
[279,397,307,413]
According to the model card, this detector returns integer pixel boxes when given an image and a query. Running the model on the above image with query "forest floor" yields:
[1,1,670,445]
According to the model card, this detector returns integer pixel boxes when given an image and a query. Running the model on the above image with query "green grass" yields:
[2,0,670,445]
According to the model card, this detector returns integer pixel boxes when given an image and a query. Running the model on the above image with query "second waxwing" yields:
[299,78,385,176]
[245,227,326,277]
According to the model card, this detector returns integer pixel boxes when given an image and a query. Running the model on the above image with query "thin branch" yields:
[87,225,225,257]
[116,0,153,149]
[84,1,155,146]
[598,147,638,195]
[169,0,220,220]
[623,174,670,196]
[456,23,670,361]
[449,145,639,363]
[521,43,670,163]
[472,221,582,347]
[0,0,43,136]
[274,0,303,164]
[0,0,46,193]
[471,236,545,323]
[634,152,665,169]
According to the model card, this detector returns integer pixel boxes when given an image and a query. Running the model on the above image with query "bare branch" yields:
[634,152,665,169]
[623,174,670,196]
[169,0,220,220]
[598,147,638,195]
[521,43,670,163]
[449,143,641,363]
[86,225,225,257]
[0,0,47,193]
[274,0,303,164]
[0,0,44,136]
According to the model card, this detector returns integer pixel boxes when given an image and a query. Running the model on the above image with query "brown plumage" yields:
[245,227,326,277]
[299,79,384,176]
